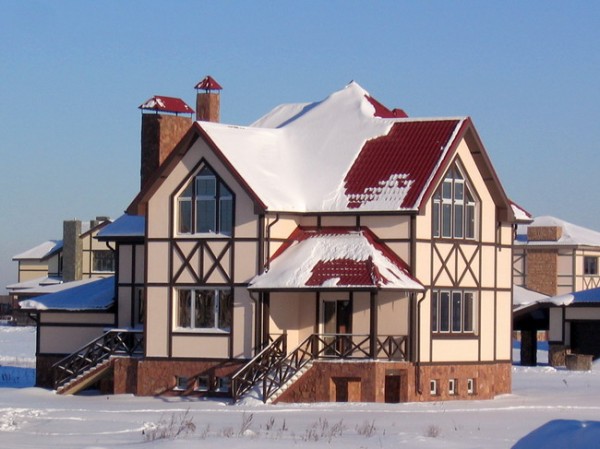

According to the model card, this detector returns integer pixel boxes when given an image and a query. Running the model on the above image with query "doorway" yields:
[322,299,351,356]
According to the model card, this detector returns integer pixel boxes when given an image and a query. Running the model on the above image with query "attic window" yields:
[177,166,233,236]
[432,163,476,240]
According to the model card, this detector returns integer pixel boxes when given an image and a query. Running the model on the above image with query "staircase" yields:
[232,333,408,403]
[232,334,317,403]
[53,329,143,394]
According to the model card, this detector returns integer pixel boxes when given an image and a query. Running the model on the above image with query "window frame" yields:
[432,164,477,240]
[176,165,234,236]
[175,288,233,333]
[448,378,457,395]
[431,290,477,335]
[92,249,115,273]
[584,256,598,275]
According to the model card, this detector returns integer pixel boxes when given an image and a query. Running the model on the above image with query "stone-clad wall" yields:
[128,359,245,396]
[526,249,558,296]
[275,361,511,403]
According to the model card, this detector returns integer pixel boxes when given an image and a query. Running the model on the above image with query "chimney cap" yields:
[139,95,195,115]
[195,75,223,92]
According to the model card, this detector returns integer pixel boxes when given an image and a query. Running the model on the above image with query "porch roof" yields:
[249,227,423,291]
[19,276,115,311]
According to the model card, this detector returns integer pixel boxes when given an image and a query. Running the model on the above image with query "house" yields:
[8,218,114,302]
[26,77,518,403]
[513,216,600,365]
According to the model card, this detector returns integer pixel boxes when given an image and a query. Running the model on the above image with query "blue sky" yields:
[1,1,599,293]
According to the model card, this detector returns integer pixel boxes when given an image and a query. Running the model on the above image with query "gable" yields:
[419,121,514,222]
[344,119,462,210]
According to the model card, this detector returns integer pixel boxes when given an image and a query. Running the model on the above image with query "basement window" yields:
[448,378,457,395]
[174,376,188,391]
[215,376,231,393]
[195,375,210,392]
[467,378,476,395]
[430,379,438,396]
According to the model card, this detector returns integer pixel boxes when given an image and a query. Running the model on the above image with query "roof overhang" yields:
[249,226,424,292]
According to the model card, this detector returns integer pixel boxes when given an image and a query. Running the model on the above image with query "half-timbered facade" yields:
[514,216,600,296]
[33,78,516,403]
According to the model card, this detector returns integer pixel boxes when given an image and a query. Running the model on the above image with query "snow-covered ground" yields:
[1,327,599,448]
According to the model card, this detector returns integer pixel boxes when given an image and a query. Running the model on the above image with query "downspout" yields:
[415,291,426,395]
[265,213,280,271]
[105,241,118,328]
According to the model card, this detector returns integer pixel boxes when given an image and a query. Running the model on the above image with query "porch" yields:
[232,331,409,403]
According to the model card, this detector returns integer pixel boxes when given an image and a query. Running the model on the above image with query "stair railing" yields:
[52,329,144,389]
[231,334,286,402]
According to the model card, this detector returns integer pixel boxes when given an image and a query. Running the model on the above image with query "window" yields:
[195,375,210,392]
[432,164,476,239]
[430,379,438,396]
[432,290,476,334]
[176,289,233,332]
[215,376,231,393]
[584,256,598,275]
[467,378,476,395]
[448,378,457,395]
[93,250,114,272]
[177,166,233,235]
[175,376,188,391]
[135,287,144,324]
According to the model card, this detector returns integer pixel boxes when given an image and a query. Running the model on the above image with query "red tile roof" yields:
[251,227,423,290]
[344,119,462,209]
[195,75,223,91]
[138,96,194,114]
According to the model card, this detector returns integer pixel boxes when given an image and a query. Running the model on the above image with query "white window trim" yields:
[176,166,234,236]
[175,288,232,333]
[432,290,478,335]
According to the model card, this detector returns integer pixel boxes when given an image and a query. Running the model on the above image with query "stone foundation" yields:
[275,361,511,404]
[131,358,245,396]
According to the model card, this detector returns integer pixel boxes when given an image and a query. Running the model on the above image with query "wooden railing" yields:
[260,333,408,403]
[231,334,286,402]
[52,329,144,389]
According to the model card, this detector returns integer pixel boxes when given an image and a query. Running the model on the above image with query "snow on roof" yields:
[547,287,600,306]
[200,82,467,213]
[511,201,533,223]
[96,214,145,240]
[12,240,62,261]
[249,227,423,291]
[513,285,550,311]
[513,286,600,314]
[139,96,194,114]
[6,276,63,292]
[19,277,115,311]
[516,216,600,247]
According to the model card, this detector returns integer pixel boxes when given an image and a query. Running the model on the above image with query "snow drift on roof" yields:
[19,277,115,311]
[12,240,62,261]
[511,202,533,222]
[513,285,550,311]
[249,227,423,291]
[199,82,466,213]
[6,276,63,292]
[516,216,600,247]
[97,214,145,240]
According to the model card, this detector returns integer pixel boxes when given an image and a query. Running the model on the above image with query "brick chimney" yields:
[195,76,222,122]
[139,96,194,188]
[524,225,563,296]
